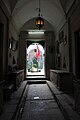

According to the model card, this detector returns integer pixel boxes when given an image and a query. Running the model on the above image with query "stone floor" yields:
[0,80,80,120]
[20,83,65,120]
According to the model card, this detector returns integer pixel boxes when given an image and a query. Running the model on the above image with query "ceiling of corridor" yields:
[3,0,75,32]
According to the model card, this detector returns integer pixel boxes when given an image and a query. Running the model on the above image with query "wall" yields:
[0,0,10,113]
[69,2,80,76]
[0,7,8,80]
[45,31,55,79]
[0,0,19,81]
[8,21,19,70]
[67,1,80,113]
[19,31,27,78]
[0,0,19,75]
[55,22,69,71]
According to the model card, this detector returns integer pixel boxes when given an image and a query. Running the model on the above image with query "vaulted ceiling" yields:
[3,0,75,33]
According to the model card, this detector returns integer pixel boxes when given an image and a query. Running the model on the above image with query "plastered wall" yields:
[8,22,19,69]
[55,22,69,71]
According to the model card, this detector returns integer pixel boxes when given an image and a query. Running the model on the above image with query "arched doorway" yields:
[26,42,45,77]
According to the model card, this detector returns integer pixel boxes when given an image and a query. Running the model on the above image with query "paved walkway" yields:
[18,83,65,120]
[0,80,80,120]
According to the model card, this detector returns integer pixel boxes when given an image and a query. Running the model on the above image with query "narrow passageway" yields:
[15,82,66,120]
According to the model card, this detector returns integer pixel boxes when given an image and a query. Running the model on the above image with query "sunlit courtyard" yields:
[26,43,45,76]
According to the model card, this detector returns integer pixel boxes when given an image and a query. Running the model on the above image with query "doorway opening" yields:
[75,30,80,79]
[26,41,45,78]
[0,23,4,80]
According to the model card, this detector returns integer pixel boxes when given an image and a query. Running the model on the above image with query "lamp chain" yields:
[36,0,44,29]
[39,0,41,16]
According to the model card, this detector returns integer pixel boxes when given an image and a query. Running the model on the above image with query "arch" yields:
[27,43,44,54]
[21,17,54,31]
[11,0,66,33]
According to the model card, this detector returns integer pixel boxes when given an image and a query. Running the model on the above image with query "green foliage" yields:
[33,64,37,68]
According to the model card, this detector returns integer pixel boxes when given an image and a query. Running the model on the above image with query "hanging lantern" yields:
[36,0,44,29]
[36,16,44,29]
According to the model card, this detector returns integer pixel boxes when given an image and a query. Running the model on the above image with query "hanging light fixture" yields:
[36,0,44,29]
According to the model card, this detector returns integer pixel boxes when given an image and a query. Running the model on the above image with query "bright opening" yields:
[26,43,45,76]
[28,31,44,35]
